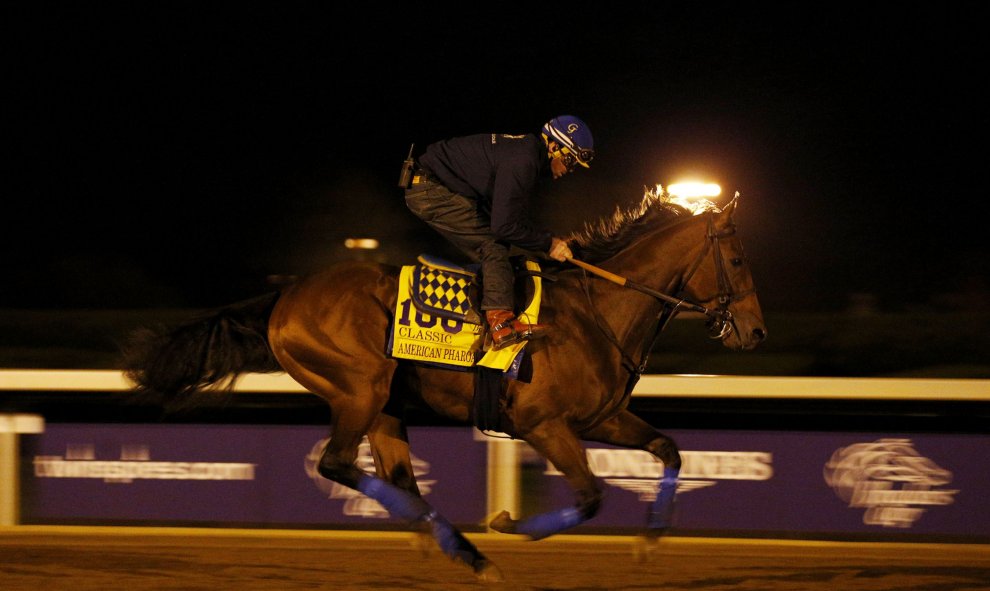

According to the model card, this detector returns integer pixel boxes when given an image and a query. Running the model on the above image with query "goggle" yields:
[554,145,595,169]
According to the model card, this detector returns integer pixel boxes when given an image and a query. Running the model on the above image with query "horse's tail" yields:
[122,292,282,411]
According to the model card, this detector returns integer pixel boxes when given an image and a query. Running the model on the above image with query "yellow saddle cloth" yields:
[388,257,543,373]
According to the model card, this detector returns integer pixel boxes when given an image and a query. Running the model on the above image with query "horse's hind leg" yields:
[349,409,500,579]
[269,270,500,580]
[285,362,500,580]
[581,409,681,535]
[367,412,420,495]
[366,375,420,496]
[367,412,437,553]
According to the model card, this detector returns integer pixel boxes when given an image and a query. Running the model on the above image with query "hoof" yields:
[474,560,505,583]
[488,510,518,534]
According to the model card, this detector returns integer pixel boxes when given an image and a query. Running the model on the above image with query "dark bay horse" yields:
[125,191,766,581]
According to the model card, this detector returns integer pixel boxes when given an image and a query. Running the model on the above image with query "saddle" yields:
[410,254,545,328]
[411,254,483,325]
[388,254,549,435]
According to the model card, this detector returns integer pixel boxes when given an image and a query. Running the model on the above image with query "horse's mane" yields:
[566,186,717,263]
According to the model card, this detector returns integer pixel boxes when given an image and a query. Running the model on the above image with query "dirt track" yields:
[1,527,989,591]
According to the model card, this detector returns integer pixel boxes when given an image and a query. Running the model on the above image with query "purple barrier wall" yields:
[22,424,486,526]
[21,424,989,539]
[536,430,989,537]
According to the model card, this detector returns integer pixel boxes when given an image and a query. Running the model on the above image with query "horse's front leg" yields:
[581,408,681,549]
[490,418,602,540]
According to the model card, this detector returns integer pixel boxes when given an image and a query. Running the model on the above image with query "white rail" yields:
[1,370,987,401]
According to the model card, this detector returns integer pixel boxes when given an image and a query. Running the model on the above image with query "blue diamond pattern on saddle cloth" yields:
[411,254,479,323]
[418,269,472,316]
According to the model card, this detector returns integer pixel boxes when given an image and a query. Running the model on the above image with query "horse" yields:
[124,189,766,582]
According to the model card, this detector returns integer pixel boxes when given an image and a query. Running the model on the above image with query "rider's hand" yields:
[549,237,573,262]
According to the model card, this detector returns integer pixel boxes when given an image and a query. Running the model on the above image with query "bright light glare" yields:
[344,238,379,250]
[668,182,721,199]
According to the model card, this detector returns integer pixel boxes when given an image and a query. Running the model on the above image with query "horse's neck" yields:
[587,217,706,347]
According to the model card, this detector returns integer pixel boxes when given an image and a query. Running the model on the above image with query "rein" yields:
[572,211,750,381]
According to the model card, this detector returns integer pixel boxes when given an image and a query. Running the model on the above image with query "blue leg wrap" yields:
[423,510,486,568]
[515,506,584,541]
[647,467,679,530]
[357,474,430,522]
[357,475,485,569]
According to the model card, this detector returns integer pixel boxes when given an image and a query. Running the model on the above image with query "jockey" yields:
[405,115,594,350]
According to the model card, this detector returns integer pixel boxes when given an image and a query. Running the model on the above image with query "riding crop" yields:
[564,257,708,314]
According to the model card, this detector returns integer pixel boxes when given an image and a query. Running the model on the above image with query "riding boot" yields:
[485,309,547,351]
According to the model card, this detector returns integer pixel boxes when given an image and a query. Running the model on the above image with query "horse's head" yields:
[566,187,767,351]
[679,196,767,351]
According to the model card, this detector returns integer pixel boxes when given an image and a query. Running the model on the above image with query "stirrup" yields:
[490,331,525,351]
[489,324,545,351]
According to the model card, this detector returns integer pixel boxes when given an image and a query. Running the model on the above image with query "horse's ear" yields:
[718,192,740,225]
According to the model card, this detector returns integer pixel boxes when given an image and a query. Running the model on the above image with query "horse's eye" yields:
[731,257,744,267]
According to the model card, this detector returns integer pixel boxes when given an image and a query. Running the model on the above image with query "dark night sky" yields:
[5,4,988,313]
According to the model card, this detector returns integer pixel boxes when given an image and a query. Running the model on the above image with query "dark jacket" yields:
[419,133,552,252]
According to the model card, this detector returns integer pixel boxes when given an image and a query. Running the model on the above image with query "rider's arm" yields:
[489,160,553,253]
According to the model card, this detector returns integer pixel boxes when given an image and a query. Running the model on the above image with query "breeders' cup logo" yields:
[823,438,958,528]
[304,437,434,518]
[546,448,773,499]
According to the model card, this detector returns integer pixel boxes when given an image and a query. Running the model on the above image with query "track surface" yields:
[1,526,989,591]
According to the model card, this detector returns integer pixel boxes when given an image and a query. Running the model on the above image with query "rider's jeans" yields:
[404,179,513,311]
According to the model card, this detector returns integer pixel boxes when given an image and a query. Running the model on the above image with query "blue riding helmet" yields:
[542,115,595,168]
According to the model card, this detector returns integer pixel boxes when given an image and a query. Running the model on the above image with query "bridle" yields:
[674,213,756,340]
[577,209,756,383]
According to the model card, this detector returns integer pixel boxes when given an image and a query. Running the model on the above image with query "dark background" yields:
[4,4,988,375]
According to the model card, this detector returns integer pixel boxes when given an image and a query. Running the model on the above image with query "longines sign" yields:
[533,430,984,536]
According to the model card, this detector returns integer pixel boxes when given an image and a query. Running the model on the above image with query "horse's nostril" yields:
[752,328,767,342]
